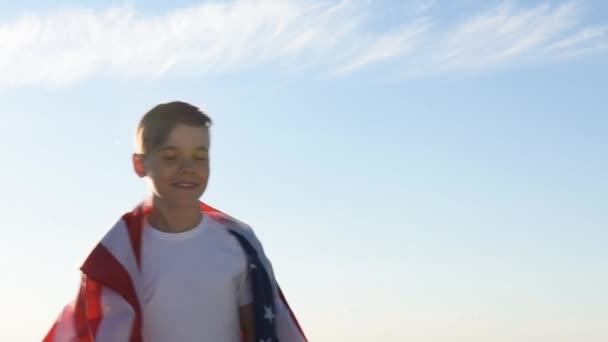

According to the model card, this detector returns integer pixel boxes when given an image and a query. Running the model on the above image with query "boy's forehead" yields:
[161,125,210,148]
[158,145,208,151]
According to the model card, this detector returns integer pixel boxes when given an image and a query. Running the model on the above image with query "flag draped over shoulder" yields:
[43,202,307,342]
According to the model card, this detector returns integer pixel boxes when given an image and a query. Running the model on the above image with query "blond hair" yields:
[135,101,212,154]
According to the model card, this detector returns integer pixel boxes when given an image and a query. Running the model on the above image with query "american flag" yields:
[43,202,307,342]
[229,229,279,342]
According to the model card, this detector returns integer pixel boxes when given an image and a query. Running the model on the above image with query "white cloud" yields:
[409,2,607,77]
[333,19,431,76]
[543,25,608,57]
[0,0,605,87]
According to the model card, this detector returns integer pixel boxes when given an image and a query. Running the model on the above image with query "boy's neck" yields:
[148,198,203,233]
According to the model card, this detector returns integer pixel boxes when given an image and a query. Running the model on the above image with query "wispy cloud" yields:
[0,0,605,87]
[408,2,608,77]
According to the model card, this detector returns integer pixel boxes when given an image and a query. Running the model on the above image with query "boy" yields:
[43,101,307,342]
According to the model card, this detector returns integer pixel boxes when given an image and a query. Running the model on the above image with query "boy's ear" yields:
[132,153,147,178]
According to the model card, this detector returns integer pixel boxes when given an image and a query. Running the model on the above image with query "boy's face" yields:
[133,124,210,208]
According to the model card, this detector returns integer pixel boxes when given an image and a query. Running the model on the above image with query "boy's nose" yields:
[178,159,195,172]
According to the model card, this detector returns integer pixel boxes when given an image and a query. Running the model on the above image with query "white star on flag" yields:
[264,305,275,323]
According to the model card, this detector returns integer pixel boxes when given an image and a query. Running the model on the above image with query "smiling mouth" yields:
[172,182,198,189]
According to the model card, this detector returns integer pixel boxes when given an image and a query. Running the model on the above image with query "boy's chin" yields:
[154,194,203,208]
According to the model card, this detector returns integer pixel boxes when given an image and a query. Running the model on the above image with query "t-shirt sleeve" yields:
[237,260,254,306]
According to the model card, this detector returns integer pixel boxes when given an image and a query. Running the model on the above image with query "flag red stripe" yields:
[85,277,103,337]
[42,321,57,342]
[81,244,143,342]
[122,205,151,269]
[74,277,93,341]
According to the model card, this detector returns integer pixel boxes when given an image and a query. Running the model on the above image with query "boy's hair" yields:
[135,101,212,154]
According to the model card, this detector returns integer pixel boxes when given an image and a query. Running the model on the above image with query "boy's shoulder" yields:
[203,207,264,250]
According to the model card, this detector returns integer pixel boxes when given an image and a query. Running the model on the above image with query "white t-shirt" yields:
[140,214,253,342]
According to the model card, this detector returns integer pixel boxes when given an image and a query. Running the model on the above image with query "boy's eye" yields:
[161,155,177,160]
[194,152,208,161]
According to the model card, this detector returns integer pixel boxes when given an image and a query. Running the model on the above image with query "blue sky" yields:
[0,1,607,341]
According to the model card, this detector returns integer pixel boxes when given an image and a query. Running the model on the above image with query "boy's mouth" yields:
[172,182,198,189]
